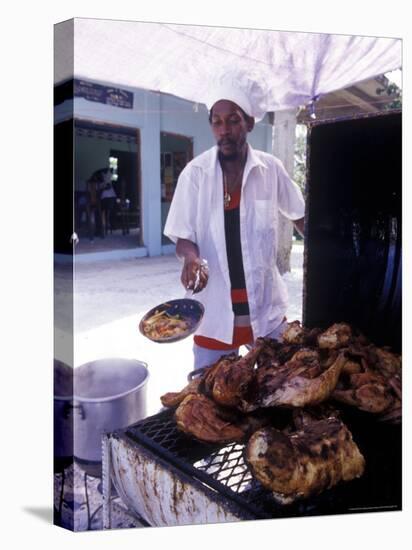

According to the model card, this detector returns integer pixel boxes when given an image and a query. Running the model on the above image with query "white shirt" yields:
[100,185,117,199]
[100,170,117,199]
[164,143,305,344]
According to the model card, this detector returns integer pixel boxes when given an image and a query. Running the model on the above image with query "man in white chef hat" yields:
[164,70,305,370]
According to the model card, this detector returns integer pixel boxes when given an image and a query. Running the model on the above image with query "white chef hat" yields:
[205,70,268,122]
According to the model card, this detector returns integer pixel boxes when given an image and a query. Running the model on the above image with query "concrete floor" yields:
[55,244,304,417]
[75,228,141,254]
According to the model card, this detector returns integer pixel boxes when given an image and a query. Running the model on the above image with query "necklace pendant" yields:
[224,190,231,208]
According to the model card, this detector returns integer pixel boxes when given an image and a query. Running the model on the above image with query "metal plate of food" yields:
[139,299,205,343]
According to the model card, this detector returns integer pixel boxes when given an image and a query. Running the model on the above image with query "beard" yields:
[217,137,247,162]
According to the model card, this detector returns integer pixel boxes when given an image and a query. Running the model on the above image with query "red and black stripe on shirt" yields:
[194,185,253,350]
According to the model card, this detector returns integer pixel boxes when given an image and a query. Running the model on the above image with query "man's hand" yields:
[176,238,209,293]
[182,257,209,293]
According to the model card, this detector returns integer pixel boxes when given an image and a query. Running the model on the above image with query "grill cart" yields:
[103,110,402,528]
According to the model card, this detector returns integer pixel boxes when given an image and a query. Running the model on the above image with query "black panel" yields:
[54,118,74,254]
[304,112,401,352]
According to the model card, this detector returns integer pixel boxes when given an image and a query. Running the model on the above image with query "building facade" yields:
[54,79,274,258]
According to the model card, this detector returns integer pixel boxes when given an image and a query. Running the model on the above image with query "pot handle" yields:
[62,402,86,420]
[187,365,210,382]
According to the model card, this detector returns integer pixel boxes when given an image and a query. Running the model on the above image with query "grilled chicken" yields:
[331,344,401,420]
[281,321,322,346]
[246,417,365,504]
[175,394,245,443]
[292,403,341,431]
[256,338,301,368]
[174,394,269,444]
[360,345,401,398]
[281,320,306,344]
[209,344,263,409]
[162,321,401,429]
[161,345,263,411]
[317,323,353,349]
[245,349,346,409]
[332,371,394,413]
[160,377,203,408]
[373,347,402,377]
[202,353,239,399]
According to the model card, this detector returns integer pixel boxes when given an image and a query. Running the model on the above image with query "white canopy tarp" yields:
[55,19,402,112]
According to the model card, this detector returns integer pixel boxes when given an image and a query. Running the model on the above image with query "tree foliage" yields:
[376,82,402,110]
[294,125,307,194]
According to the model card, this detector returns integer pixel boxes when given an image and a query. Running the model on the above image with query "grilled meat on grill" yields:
[331,344,401,421]
[161,320,401,429]
[246,349,346,409]
[332,371,394,413]
[281,320,306,344]
[281,320,322,346]
[202,353,239,399]
[161,345,263,411]
[246,417,365,504]
[256,338,301,368]
[360,346,401,397]
[208,344,263,409]
[175,394,245,443]
[160,377,203,408]
[317,322,353,349]
[292,403,341,431]
[373,347,402,378]
[174,393,269,444]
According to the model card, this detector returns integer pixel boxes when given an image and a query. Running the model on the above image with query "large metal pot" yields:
[72,358,149,464]
[54,359,74,472]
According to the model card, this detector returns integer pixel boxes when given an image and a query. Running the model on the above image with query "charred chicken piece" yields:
[292,403,341,431]
[257,339,301,368]
[331,344,401,419]
[362,346,402,398]
[249,349,346,409]
[160,377,203,408]
[210,344,264,409]
[368,347,401,425]
[246,418,365,504]
[317,323,353,350]
[332,371,394,413]
[280,321,322,347]
[281,320,306,344]
[174,394,269,444]
[373,347,402,377]
[161,350,244,409]
[175,394,244,443]
[202,353,239,398]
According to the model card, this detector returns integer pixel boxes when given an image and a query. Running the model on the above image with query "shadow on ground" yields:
[22,506,53,524]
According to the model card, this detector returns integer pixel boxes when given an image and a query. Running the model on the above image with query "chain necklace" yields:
[223,167,244,208]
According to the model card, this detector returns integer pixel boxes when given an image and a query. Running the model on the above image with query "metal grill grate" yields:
[124,410,274,518]
[123,407,401,519]
[193,444,253,493]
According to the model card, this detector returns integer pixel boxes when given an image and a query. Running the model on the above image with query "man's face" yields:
[210,100,254,160]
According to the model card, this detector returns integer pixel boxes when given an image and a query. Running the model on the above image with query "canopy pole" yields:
[272,108,299,275]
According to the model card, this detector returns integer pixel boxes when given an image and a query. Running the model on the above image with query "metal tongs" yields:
[188,259,208,294]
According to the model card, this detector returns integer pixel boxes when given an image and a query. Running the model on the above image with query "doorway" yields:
[109,149,142,244]
[160,132,193,245]
[74,120,142,252]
